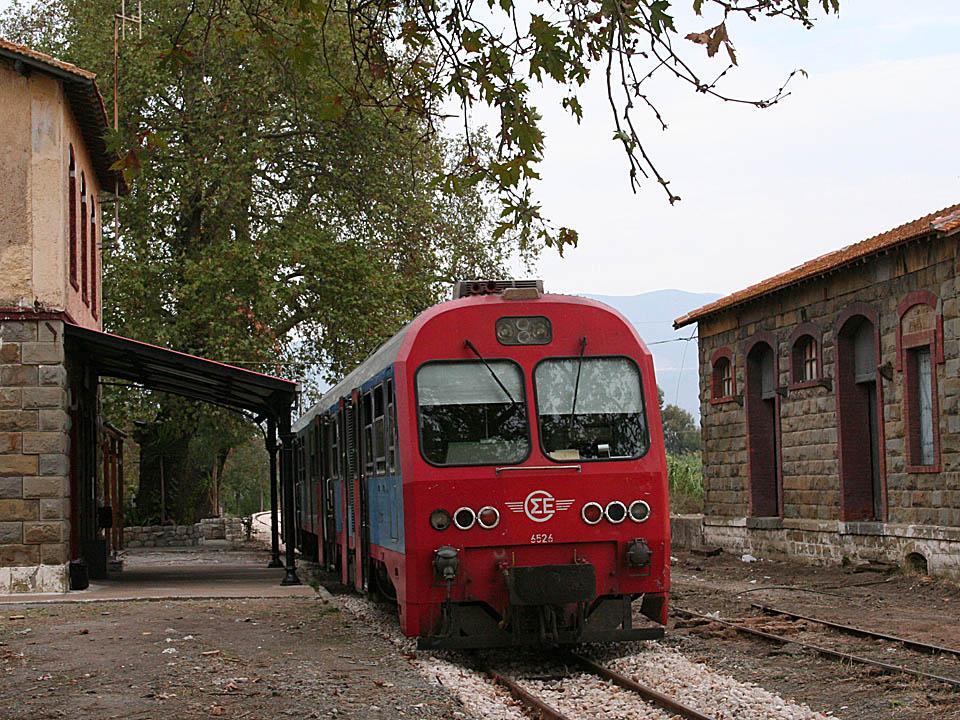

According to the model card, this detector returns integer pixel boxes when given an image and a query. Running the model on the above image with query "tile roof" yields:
[0,37,127,194]
[674,201,960,329]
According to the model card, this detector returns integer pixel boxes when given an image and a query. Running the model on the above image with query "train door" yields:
[323,416,339,571]
[341,397,356,586]
[354,388,369,591]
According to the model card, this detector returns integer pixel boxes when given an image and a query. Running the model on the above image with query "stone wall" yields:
[124,518,247,549]
[693,234,960,577]
[0,319,70,593]
[200,517,245,543]
[123,524,202,548]
[698,238,959,523]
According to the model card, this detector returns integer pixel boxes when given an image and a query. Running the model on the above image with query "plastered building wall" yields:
[0,61,102,328]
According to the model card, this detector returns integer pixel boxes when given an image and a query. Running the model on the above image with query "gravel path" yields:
[329,589,840,720]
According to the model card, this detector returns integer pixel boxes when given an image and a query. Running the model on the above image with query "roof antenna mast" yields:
[112,1,143,234]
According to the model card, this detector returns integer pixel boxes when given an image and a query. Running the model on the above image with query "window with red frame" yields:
[80,172,88,305]
[792,335,818,383]
[68,146,78,289]
[712,356,733,400]
[90,197,98,317]
[906,345,935,466]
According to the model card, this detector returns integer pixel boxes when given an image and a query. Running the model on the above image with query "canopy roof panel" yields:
[65,323,297,419]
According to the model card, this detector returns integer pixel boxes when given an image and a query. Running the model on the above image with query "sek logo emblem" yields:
[505,490,575,523]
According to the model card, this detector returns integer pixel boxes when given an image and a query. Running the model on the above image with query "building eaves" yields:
[0,37,128,195]
[674,201,960,329]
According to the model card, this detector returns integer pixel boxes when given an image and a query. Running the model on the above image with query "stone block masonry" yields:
[0,319,70,593]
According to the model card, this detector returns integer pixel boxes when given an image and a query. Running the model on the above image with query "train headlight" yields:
[453,507,476,530]
[605,500,627,524]
[477,506,500,529]
[581,502,603,525]
[430,509,452,531]
[628,500,651,523]
[496,316,552,345]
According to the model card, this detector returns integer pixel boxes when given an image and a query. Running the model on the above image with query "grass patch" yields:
[668,452,704,514]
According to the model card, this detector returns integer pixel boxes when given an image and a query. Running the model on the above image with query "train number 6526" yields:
[530,533,554,544]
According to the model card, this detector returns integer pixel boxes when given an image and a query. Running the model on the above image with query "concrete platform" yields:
[0,547,314,604]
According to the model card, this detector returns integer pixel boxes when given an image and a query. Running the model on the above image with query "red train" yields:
[292,280,670,648]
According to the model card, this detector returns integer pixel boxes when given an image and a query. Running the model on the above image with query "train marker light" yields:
[605,500,627,524]
[628,500,651,523]
[453,507,476,530]
[581,501,603,525]
[477,506,500,529]
[430,509,452,531]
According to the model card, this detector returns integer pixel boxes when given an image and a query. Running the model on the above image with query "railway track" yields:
[673,606,960,690]
[482,650,715,720]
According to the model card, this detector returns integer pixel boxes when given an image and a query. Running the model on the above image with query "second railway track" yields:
[674,606,960,690]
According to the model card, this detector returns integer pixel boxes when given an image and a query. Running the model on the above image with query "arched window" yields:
[68,146,78,289]
[788,322,823,390]
[896,291,943,471]
[80,172,89,305]
[710,349,735,402]
[792,335,817,383]
[90,196,98,318]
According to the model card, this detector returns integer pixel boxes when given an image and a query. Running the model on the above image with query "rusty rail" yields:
[486,668,570,720]
[673,607,960,689]
[751,603,960,659]
[482,652,716,720]
[567,652,716,720]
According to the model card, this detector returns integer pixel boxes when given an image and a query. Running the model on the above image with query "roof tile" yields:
[674,201,960,328]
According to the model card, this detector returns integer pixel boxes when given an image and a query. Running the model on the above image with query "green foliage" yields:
[266,0,841,246]
[667,452,704,514]
[662,404,701,456]
[2,0,531,522]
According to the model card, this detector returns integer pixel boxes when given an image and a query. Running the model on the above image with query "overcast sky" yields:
[529,1,960,298]
[4,1,958,305]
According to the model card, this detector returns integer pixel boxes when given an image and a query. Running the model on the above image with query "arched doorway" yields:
[836,313,883,521]
[745,339,780,517]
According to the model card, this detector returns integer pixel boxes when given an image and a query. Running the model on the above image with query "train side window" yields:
[329,415,340,480]
[374,384,387,475]
[363,391,374,474]
[386,379,396,473]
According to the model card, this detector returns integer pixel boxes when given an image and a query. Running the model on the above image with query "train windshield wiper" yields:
[568,336,588,434]
[464,339,517,406]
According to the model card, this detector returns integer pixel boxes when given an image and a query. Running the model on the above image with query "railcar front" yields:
[397,290,669,649]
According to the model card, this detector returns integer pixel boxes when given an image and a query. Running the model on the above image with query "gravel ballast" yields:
[330,591,839,720]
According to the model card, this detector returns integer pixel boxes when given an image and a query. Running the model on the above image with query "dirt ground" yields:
[666,549,960,720]
[0,551,463,720]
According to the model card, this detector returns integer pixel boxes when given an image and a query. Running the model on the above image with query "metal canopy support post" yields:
[267,417,282,568]
[279,412,300,586]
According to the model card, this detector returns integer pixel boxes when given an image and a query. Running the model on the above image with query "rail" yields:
[673,607,960,689]
[481,651,716,720]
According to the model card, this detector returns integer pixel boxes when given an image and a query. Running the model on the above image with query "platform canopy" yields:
[64,323,297,419]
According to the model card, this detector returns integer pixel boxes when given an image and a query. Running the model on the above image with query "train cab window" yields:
[416,360,529,466]
[373,385,387,475]
[534,357,648,461]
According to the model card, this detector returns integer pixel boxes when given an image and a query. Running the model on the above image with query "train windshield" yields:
[416,360,529,466]
[535,357,648,461]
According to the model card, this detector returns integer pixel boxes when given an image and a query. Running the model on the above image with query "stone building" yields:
[0,39,124,592]
[674,202,960,578]
[0,39,299,593]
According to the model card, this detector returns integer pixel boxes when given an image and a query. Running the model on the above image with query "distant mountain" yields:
[585,290,721,422]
